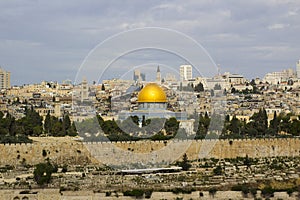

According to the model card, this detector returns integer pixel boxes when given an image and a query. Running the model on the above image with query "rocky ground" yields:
[1,156,300,199]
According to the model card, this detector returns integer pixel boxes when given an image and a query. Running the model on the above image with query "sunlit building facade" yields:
[0,68,10,89]
[118,83,187,122]
[180,65,192,81]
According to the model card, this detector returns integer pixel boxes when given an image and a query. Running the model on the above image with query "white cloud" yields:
[152,3,184,13]
[267,23,290,30]
[287,10,298,16]
[119,22,147,31]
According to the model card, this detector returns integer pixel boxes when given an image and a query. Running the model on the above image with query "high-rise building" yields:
[133,70,140,81]
[133,70,145,82]
[0,68,11,89]
[156,66,161,84]
[180,65,192,81]
[297,60,300,79]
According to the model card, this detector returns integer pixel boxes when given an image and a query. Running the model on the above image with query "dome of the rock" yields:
[137,83,167,103]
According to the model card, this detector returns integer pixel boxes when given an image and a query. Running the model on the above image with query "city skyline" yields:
[0,1,300,85]
[2,62,299,86]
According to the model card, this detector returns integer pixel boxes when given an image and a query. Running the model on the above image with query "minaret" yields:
[156,65,161,84]
[297,60,300,79]
[81,77,88,102]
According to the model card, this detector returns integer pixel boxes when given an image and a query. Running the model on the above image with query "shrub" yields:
[144,190,153,199]
[250,188,257,196]
[171,187,194,194]
[62,165,68,173]
[241,186,249,196]
[209,187,217,196]
[213,165,222,175]
[123,189,144,197]
[261,186,274,198]
[286,187,296,196]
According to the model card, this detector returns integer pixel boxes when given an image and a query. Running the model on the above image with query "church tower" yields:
[156,65,161,84]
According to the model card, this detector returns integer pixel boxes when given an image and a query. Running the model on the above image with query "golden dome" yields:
[137,83,167,103]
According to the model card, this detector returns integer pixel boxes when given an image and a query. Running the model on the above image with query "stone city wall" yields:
[0,138,300,166]
[0,138,95,166]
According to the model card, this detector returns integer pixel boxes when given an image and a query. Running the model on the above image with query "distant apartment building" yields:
[165,73,177,82]
[223,72,246,85]
[263,69,295,84]
[180,65,192,81]
[0,68,11,89]
[297,60,300,79]
[133,69,145,82]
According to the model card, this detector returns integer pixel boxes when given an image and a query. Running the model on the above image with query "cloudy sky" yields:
[1,0,300,85]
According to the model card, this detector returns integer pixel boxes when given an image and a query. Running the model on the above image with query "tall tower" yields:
[0,68,11,89]
[297,60,300,79]
[156,65,161,84]
[180,65,192,81]
[81,77,88,102]
[133,69,141,81]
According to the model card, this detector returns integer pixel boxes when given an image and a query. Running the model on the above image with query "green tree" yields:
[52,120,64,136]
[228,116,241,135]
[0,112,17,136]
[44,111,51,134]
[278,114,291,134]
[195,113,210,139]
[130,116,139,126]
[0,111,9,135]
[142,115,149,127]
[44,113,75,137]
[178,153,191,171]
[33,162,56,185]
[269,111,279,135]
[63,114,71,131]
[164,117,179,135]
[101,83,105,91]
[8,115,17,136]
[0,111,32,144]
[18,107,43,136]
[213,165,223,175]
[194,82,204,92]
[243,155,252,168]
[248,108,268,136]
[97,115,105,127]
[67,122,78,136]
[290,119,300,136]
